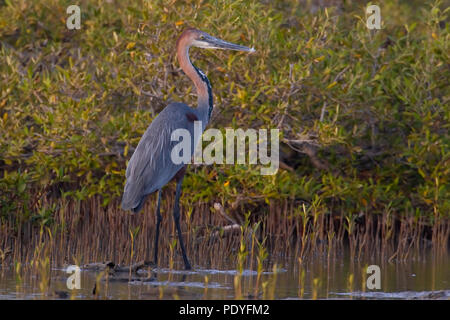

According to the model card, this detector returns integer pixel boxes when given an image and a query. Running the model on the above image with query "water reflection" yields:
[0,249,448,299]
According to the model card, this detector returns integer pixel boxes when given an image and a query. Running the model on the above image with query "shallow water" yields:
[1,250,449,300]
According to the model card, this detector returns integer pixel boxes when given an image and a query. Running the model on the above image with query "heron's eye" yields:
[200,35,205,40]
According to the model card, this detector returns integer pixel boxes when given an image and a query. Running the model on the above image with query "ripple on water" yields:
[332,290,450,300]
[129,280,231,289]
[144,268,287,276]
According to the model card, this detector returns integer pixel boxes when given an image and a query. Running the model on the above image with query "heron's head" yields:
[178,28,255,53]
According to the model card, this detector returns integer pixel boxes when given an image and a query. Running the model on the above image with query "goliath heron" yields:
[121,28,254,270]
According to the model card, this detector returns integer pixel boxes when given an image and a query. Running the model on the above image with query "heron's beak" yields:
[193,35,255,53]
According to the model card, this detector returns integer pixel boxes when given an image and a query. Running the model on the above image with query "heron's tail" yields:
[121,180,145,213]
[131,195,148,214]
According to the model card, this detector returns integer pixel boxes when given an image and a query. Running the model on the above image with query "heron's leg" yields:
[153,189,162,265]
[173,177,192,270]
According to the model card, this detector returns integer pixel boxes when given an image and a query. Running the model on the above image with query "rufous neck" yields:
[176,38,213,123]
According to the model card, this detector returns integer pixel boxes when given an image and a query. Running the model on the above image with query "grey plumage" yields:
[121,103,199,213]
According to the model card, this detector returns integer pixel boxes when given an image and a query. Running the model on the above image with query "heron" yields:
[121,28,254,270]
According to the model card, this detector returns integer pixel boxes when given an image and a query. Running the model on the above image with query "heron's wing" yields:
[121,103,198,211]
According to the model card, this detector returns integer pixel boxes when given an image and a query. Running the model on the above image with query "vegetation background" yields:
[0,0,448,265]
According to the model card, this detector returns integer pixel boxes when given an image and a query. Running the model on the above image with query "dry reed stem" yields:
[0,194,448,269]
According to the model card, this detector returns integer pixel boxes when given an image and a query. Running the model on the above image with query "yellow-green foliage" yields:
[0,0,448,223]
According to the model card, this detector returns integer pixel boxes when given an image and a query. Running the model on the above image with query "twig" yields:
[283,138,329,170]
[83,260,154,273]
[213,203,239,225]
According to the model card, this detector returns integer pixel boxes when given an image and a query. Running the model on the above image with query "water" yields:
[1,250,448,299]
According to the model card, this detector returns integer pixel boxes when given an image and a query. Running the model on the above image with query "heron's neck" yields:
[177,45,213,125]
[192,64,213,122]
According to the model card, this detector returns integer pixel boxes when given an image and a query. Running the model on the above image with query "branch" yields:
[283,138,329,170]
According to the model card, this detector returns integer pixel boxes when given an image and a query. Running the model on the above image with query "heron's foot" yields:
[184,261,192,270]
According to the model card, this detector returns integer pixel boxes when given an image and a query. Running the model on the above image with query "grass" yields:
[0,0,449,271]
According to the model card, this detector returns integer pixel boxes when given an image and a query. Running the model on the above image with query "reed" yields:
[0,191,448,271]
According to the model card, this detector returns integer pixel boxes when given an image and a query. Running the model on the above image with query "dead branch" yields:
[83,260,154,273]
[284,138,330,170]
[214,203,239,225]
